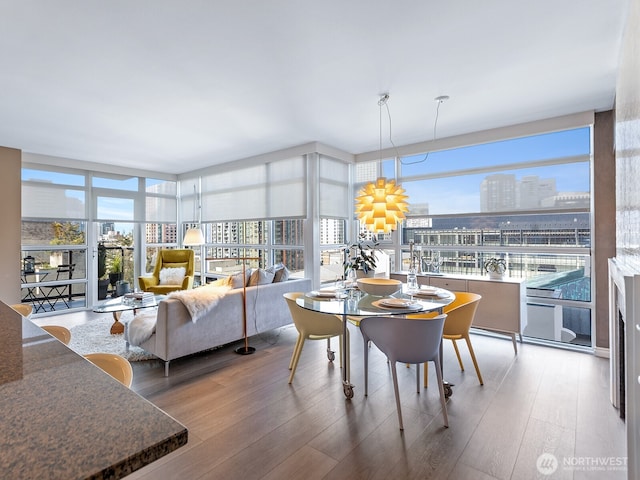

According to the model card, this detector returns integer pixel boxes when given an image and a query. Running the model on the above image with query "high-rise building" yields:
[518,175,557,209]
[480,174,517,212]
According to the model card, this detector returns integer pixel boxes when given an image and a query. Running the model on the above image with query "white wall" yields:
[615,0,640,262]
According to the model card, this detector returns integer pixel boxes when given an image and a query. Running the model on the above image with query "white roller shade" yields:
[22,183,86,219]
[319,155,349,218]
[146,196,177,222]
[197,156,306,221]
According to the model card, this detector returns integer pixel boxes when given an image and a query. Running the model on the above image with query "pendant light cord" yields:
[378,93,400,162]
[401,96,447,165]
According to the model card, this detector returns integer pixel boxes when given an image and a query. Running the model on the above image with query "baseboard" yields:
[594,346,609,358]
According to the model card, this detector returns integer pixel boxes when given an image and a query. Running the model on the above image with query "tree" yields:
[50,222,85,245]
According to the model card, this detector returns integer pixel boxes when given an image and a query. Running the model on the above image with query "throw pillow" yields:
[159,266,186,285]
[273,264,291,282]
[228,269,253,289]
[249,268,276,286]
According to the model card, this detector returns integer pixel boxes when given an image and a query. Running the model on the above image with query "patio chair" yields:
[46,264,75,309]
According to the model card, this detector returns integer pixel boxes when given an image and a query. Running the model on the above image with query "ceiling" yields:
[0,1,629,175]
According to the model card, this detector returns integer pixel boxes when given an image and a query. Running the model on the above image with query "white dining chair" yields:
[360,314,449,430]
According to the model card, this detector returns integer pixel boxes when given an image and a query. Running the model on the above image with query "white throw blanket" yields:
[168,284,232,323]
[127,311,158,346]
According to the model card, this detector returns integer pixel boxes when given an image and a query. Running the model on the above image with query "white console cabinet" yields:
[391,272,525,353]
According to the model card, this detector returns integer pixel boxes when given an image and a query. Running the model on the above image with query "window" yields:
[21,165,89,312]
[357,126,593,347]
[22,164,178,312]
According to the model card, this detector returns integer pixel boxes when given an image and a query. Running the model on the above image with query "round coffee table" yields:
[92,294,165,334]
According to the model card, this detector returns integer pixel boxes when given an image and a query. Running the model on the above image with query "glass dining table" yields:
[297,284,455,399]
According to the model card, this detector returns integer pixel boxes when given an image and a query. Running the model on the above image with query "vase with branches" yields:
[343,234,379,278]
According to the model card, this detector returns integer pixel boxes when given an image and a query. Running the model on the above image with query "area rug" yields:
[68,312,157,362]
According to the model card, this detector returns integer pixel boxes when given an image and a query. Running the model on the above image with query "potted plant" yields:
[108,254,123,288]
[343,234,379,278]
[484,257,507,279]
[97,242,110,299]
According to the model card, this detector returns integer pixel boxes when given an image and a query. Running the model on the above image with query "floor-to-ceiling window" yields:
[21,162,177,314]
[352,125,593,347]
[182,155,308,281]
[21,166,88,314]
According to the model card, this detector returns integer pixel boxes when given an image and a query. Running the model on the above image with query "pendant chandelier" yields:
[355,94,409,234]
[356,177,408,233]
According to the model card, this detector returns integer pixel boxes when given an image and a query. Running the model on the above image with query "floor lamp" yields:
[207,256,259,355]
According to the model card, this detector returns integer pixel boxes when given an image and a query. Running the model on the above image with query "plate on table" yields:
[374,298,421,309]
[308,289,345,299]
[413,287,449,298]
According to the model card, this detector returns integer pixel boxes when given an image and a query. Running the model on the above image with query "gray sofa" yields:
[136,277,311,375]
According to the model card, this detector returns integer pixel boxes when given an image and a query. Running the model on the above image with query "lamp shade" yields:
[183,227,205,246]
[355,177,409,233]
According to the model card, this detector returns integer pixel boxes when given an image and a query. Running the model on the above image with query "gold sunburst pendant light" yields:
[356,176,409,234]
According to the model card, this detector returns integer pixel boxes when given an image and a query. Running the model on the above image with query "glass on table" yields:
[346,268,357,288]
[406,268,419,299]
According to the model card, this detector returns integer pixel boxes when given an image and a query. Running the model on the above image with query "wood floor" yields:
[36,312,626,479]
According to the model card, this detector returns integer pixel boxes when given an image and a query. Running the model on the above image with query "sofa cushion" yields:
[249,268,276,286]
[159,266,186,285]
[228,268,253,288]
[273,264,291,282]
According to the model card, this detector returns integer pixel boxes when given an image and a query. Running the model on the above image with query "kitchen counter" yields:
[0,301,187,479]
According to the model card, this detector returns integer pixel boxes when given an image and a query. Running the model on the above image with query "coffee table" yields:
[92,295,164,334]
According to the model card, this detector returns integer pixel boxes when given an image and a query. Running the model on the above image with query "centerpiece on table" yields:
[343,234,379,279]
[484,257,507,280]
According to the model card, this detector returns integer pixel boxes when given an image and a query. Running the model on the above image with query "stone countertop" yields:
[0,302,188,480]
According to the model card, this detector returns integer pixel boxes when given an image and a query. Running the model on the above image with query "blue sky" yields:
[383,127,591,214]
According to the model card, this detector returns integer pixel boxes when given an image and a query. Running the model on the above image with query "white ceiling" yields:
[0,1,629,175]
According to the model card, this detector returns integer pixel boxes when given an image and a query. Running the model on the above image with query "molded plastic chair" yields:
[360,314,449,430]
[84,353,133,388]
[10,303,33,318]
[410,292,484,387]
[283,292,349,384]
[138,249,195,294]
[41,325,72,345]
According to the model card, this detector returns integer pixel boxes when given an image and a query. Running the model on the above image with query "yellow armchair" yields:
[138,249,195,294]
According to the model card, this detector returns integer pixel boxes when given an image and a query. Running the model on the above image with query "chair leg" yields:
[423,361,429,388]
[288,336,306,384]
[433,357,449,428]
[451,339,465,371]
[289,334,302,370]
[362,333,370,396]
[390,362,404,431]
[416,362,421,393]
[464,335,484,385]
